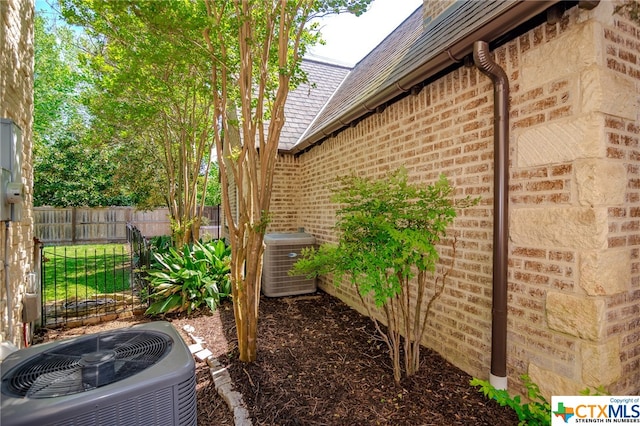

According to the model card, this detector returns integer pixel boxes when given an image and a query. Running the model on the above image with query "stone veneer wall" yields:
[267,2,639,396]
[508,1,639,396]
[0,0,35,347]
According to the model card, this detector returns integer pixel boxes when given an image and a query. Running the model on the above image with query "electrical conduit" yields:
[4,220,13,342]
[473,40,509,390]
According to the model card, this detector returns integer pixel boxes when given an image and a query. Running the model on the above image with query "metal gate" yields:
[40,242,146,327]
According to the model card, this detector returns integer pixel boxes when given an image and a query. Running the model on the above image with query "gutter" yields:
[473,41,509,391]
[290,0,558,155]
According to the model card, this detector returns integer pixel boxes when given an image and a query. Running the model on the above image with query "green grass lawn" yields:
[42,244,131,303]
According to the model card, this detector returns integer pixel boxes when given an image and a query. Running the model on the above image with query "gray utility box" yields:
[262,232,316,297]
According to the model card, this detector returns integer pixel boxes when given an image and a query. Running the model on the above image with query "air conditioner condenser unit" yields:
[1,321,197,426]
[262,232,317,297]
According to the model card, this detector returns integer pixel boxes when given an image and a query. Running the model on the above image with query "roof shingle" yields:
[288,0,556,153]
[278,59,350,151]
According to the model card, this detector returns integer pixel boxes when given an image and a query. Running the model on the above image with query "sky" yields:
[307,0,422,67]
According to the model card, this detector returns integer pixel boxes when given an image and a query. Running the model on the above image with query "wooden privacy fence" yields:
[34,206,220,244]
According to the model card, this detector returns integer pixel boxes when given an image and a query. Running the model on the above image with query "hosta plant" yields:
[145,239,231,315]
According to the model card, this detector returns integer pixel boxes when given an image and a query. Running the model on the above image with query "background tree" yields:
[58,1,216,245]
[203,0,371,362]
[34,13,79,151]
[34,124,135,206]
[33,12,135,206]
[201,162,222,207]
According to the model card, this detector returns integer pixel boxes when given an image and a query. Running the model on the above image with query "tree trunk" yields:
[231,223,265,362]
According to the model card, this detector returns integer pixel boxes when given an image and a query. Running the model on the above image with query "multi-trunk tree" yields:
[293,169,479,382]
[202,0,371,362]
[58,0,372,363]
[59,1,216,246]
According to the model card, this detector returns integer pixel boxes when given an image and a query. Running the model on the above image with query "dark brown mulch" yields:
[36,291,518,425]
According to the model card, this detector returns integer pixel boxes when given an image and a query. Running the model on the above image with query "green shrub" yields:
[580,385,610,396]
[293,168,478,383]
[144,239,231,315]
[470,375,550,426]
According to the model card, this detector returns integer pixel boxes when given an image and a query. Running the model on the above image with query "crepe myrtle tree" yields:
[292,168,479,383]
[59,0,216,247]
[203,0,372,362]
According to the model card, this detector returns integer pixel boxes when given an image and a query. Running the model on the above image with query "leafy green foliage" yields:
[34,128,136,207]
[293,168,478,381]
[294,168,476,304]
[145,239,231,315]
[148,235,173,255]
[58,0,217,242]
[579,385,610,396]
[33,13,84,148]
[33,12,136,207]
[200,162,222,207]
[470,375,551,426]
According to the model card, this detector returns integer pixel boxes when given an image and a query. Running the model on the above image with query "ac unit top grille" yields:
[2,330,172,399]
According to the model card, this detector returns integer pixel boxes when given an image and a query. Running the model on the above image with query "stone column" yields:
[512,3,636,395]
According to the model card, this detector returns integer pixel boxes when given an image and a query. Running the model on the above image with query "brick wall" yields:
[0,0,35,347]
[602,2,640,395]
[267,154,301,233]
[267,2,639,396]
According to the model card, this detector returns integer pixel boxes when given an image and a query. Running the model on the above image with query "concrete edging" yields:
[182,324,252,425]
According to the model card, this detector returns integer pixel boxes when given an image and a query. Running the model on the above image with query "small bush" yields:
[293,168,478,383]
[470,375,550,426]
[144,239,231,315]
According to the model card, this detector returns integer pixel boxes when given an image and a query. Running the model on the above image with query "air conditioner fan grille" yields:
[2,330,172,399]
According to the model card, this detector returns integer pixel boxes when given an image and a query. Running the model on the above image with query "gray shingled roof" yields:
[278,59,350,151]
[289,0,556,153]
[301,5,425,134]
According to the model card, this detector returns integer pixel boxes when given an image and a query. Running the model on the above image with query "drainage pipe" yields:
[473,41,509,391]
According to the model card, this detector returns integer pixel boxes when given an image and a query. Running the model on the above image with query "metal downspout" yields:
[473,41,509,390]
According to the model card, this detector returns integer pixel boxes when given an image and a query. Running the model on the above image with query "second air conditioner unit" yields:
[262,232,316,297]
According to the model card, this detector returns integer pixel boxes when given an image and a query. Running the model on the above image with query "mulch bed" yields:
[36,290,518,425]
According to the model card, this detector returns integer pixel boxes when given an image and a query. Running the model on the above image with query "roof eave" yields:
[289,0,560,156]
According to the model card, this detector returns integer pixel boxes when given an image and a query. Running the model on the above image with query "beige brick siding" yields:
[0,0,35,347]
[267,154,301,233]
[267,2,639,396]
[422,0,456,22]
